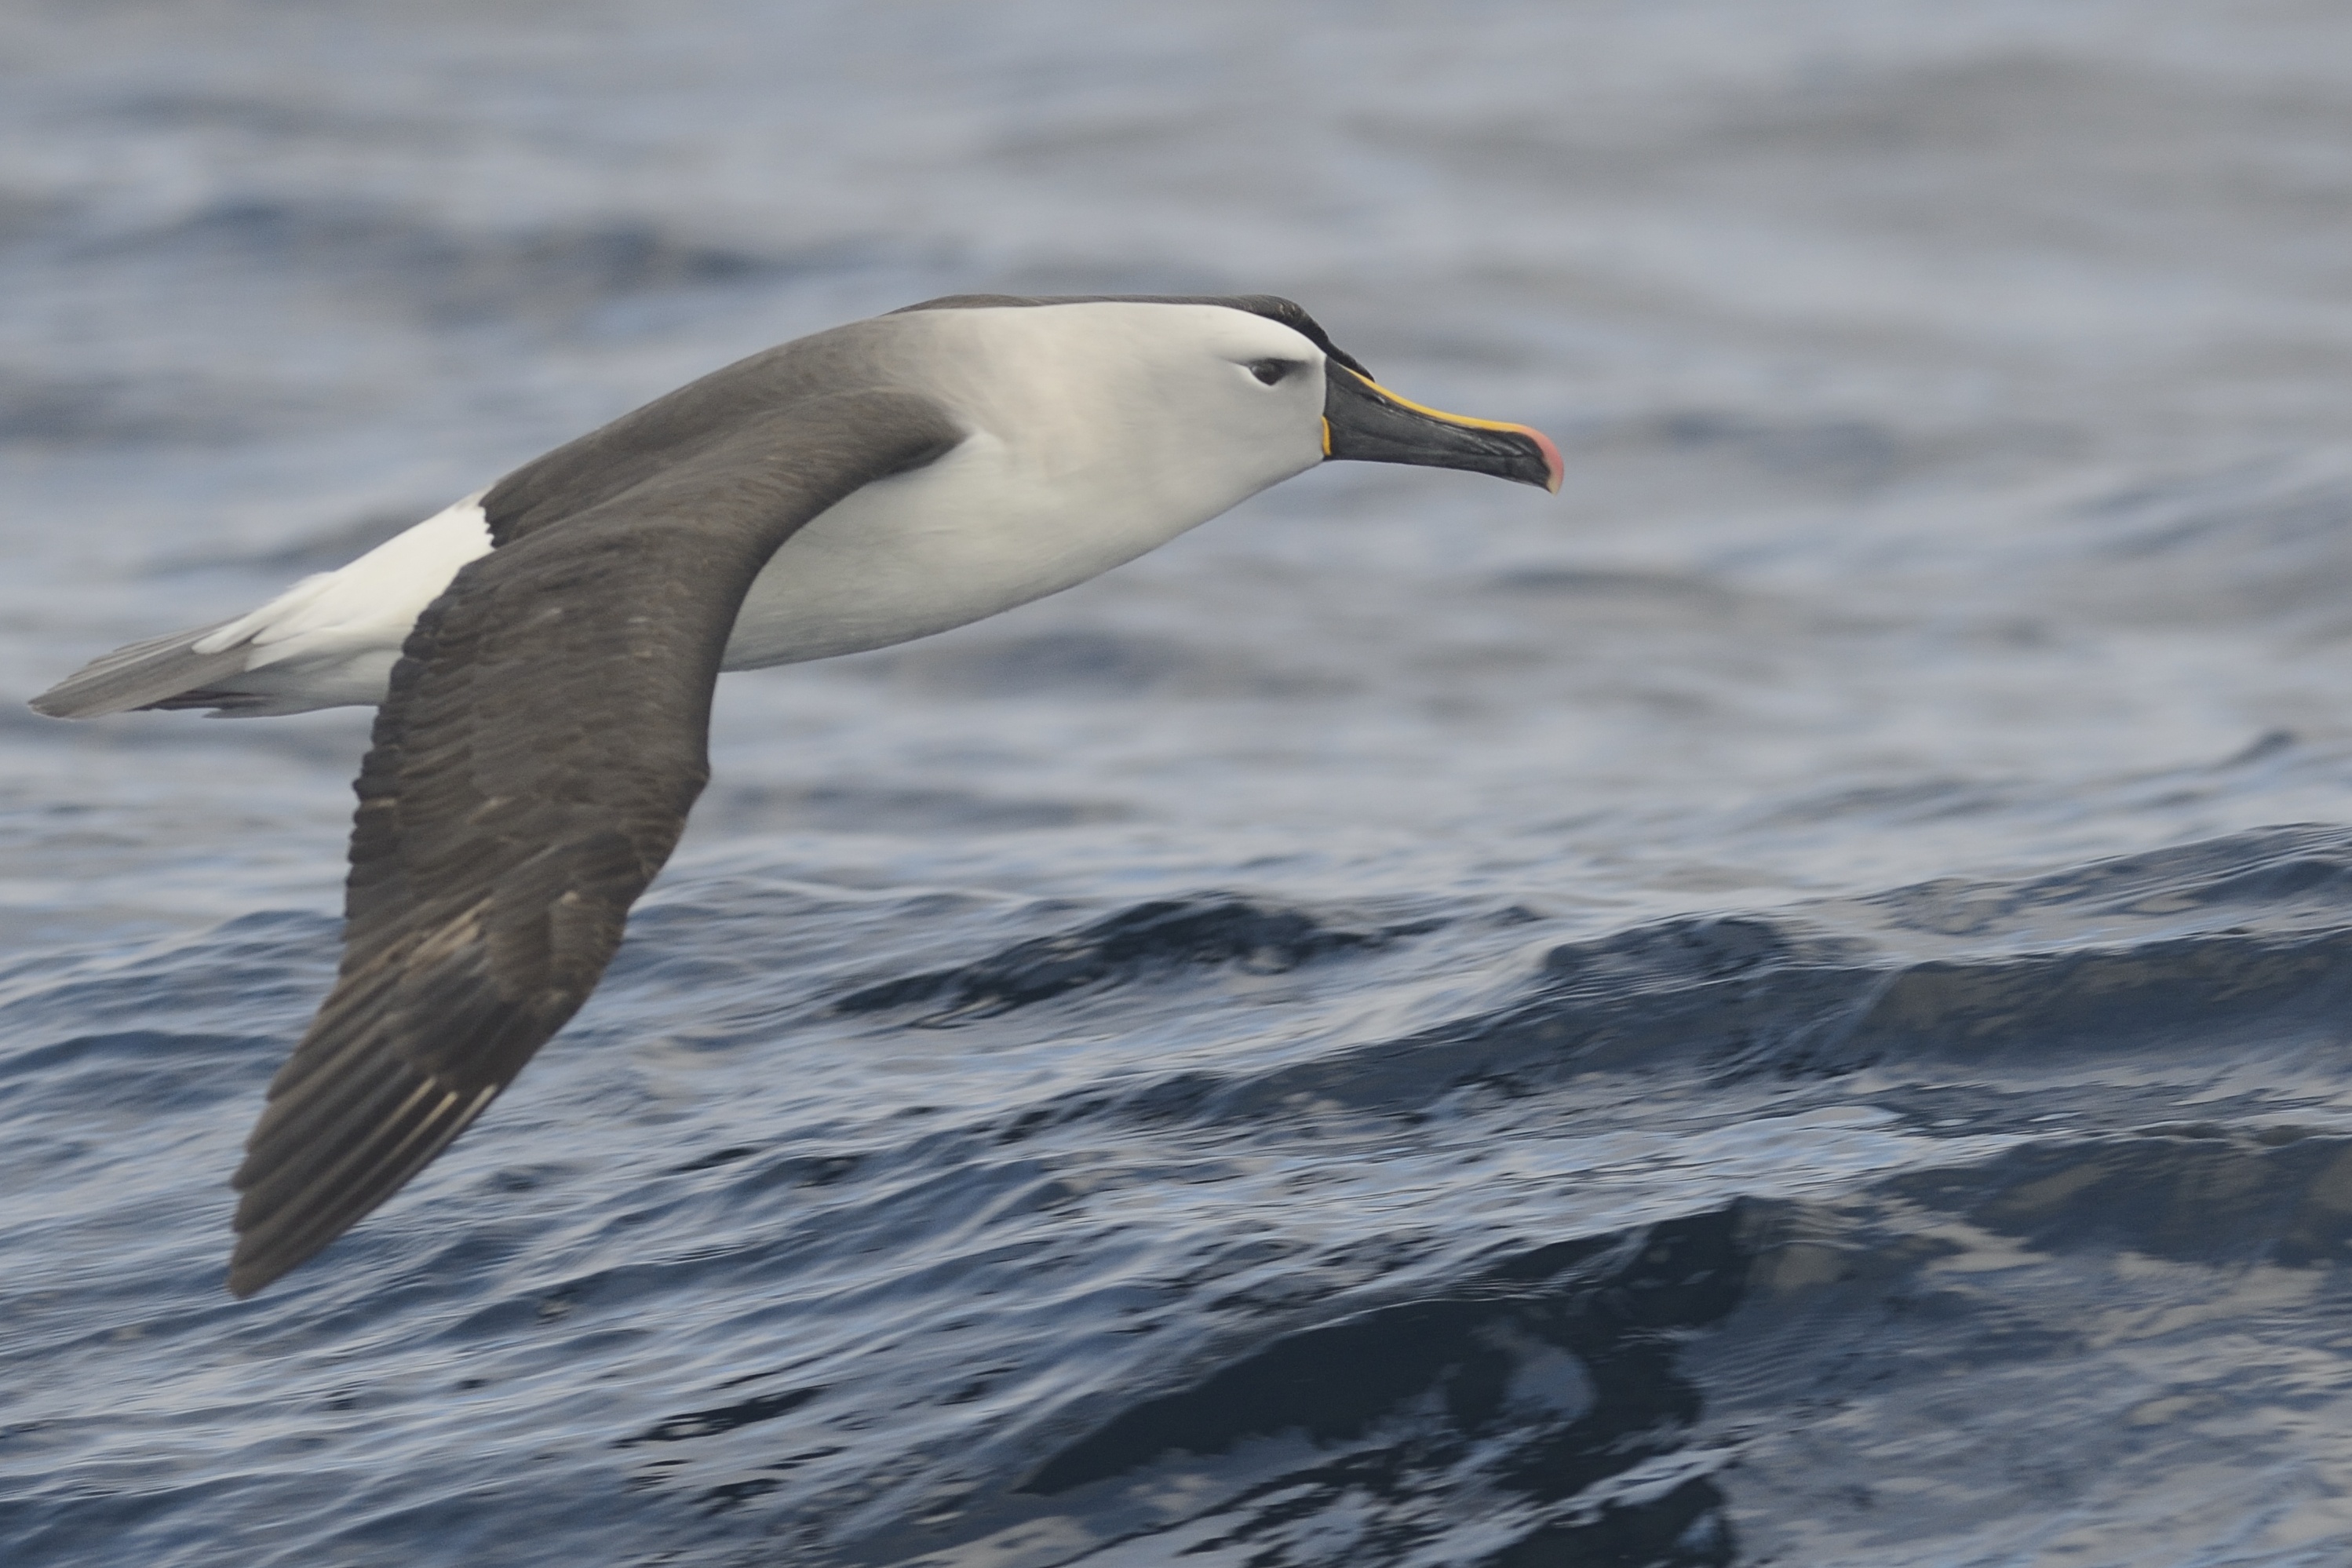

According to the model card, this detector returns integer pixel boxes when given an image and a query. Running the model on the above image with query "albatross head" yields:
[892,294,1563,517]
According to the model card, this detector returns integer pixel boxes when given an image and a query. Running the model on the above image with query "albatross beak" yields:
[1320,364,1563,493]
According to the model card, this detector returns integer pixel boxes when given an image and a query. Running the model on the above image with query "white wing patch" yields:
[173,492,495,713]
[199,492,494,671]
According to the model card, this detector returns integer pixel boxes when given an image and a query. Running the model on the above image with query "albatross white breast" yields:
[30,292,1562,1295]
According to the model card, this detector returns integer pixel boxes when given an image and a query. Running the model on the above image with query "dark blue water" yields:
[11,3,2352,1563]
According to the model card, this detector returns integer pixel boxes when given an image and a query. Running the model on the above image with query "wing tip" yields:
[226,1202,336,1298]
[224,1072,505,1300]
[224,1253,288,1300]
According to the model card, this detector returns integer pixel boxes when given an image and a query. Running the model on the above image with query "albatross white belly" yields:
[724,426,1260,669]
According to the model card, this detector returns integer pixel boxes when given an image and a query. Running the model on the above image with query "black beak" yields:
[1321,364,1563,492]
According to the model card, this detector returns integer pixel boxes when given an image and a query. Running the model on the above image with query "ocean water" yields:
[9,2,2352,1563]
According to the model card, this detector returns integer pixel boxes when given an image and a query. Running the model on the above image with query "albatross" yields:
[31,294,1562,1296]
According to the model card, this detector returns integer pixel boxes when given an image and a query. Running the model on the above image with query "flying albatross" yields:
[31,294,1562,1296]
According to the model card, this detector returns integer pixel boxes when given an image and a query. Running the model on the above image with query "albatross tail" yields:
[29,621,262,718]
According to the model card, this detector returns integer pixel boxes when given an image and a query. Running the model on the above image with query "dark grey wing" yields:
[228,390,961,1296]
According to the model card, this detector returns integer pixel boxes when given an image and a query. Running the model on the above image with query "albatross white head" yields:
[900,292,1560,510]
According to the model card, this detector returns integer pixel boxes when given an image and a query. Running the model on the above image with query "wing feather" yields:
[228,390,961,1296]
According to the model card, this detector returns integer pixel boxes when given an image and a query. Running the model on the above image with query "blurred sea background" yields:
[10,2,2352,1563]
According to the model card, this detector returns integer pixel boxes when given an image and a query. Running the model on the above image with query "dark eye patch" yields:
[1249,358,1305,386]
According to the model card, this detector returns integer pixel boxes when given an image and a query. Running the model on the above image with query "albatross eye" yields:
[1247,358,1304,386]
